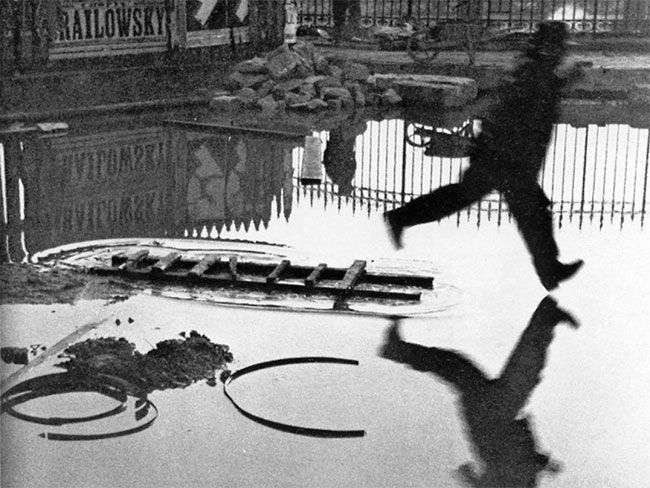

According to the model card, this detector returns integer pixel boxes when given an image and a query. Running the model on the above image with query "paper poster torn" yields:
[194,0,247,26]
[194,0,220,26]
[235,0,248,22]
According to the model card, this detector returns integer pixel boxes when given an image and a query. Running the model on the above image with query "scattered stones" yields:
[308,98,329,110]
[326,98,343,111]
[224,71,269,90]
[343,62,371,82]
[235,87,259,106]
[240,74,269,89]
[328,64,343,80]
[300,81,317,98]
[234,56,268,74]
[303,75,327,85]
[256,80,277,98]
[209,95,245,112]
[292,41,316,72]
[381,88,403,105]
[288,98,329,112]
[257,94,280,113]
[277,78,304,92]
[314,76,343,93]
[217,41,477,116]
[314,53,330,75]
[369,73,478,107]
[321,86,354,104]
[285,91,313,106]
[223,71,245,91]
[266,45,301,81]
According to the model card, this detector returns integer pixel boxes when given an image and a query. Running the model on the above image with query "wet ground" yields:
[1,106,649,487]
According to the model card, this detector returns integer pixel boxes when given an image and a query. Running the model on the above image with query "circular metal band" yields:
[2,372,158,441]
[223,356,365,438]
[2,373,129,425]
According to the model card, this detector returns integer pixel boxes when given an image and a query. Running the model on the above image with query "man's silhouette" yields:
[380,296,578,487]
[323,118,366,195]
[384,22,583,290]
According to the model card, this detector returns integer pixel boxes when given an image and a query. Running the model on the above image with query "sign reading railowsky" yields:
[57,1,169,42]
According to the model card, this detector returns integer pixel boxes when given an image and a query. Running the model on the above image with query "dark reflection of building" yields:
[170,129,294,236]
[1,117,295,260]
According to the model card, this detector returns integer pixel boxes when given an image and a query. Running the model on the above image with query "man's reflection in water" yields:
[322,118,367,196]
[380,297,578,487]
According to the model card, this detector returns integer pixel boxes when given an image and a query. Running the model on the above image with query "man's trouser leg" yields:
[386,165,494,228]
[502,182,560,280]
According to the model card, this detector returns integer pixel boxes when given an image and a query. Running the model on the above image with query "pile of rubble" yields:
[212,41,402,114]
[59,331,233,393]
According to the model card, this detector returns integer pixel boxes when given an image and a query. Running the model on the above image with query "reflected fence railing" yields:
[297,0,650,33]
[293,120,649,229]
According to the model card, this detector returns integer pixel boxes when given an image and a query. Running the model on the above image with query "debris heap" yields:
[58,331,233,393]
[212,41,402,114]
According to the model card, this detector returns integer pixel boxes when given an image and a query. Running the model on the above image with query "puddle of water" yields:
[0,111,647,264]
[1,108,649,487]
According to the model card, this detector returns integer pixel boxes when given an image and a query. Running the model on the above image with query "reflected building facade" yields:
[2,110,648,262]
[1,121,295,261]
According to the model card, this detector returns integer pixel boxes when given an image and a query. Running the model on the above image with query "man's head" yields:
[525,21,569,67]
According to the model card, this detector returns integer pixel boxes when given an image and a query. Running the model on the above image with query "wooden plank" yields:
[185,26,248,48]
[90,266,422,301]
[229,256,238,281]
[288,264,434,288]
[266,260,291,284]
[163,120,307,141]
[188,255,220,277]
[339,260,366,290]
[0,98,209,124]
[363,273,434,289]
[116,250,149,270]
[152,252,181,274]
[305,263,327,287]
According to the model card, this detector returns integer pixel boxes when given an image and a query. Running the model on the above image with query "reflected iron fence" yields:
[294,120,649,229]
[297,0,650,33]
[2,119,649,263]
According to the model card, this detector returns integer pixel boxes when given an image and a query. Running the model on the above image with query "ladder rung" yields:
[229,256,238,281]
[339,260,366,290]
[305,263,327,287]
[266,260,291,283]
[152,252,181,273]
[188,255,220,277]
[117,250,149,270]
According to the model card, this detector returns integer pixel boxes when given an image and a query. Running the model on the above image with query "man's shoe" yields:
[384,211,404,250]
[553,307,579,328]
[539,259,584,291]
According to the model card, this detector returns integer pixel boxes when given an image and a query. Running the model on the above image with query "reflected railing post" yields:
[2,138,24,262]
[302,120,648,230]
[641,134,649,227]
